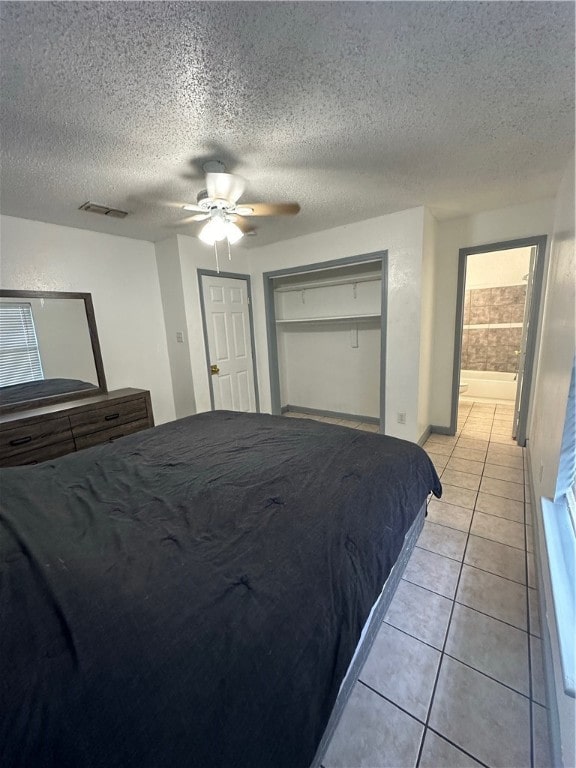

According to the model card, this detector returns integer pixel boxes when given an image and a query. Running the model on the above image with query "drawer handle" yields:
[104,413,120,421]
[10,436,32,447]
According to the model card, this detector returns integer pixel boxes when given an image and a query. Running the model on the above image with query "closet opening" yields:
[451,235,547,446]
[263,251,388,432]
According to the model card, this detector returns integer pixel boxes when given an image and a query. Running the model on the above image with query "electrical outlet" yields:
[397,412,406,425]
[176,331,184,343]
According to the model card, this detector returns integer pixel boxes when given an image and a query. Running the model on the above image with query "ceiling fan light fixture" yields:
[198,215,244,246]
[224,220,243,244]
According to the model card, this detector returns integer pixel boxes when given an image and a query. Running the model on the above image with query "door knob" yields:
[210,364,220,375]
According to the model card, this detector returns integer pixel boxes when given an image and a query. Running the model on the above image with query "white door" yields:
[201,275,257,412]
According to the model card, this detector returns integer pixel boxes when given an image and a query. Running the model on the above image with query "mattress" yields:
[0,410,441,768]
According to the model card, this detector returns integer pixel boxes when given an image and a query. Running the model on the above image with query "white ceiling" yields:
[0,1,574,247]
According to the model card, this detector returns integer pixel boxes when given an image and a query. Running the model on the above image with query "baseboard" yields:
[525,443,562,768]
[418,426,431,446]
[430,424,453,436]
[283,404,379,425]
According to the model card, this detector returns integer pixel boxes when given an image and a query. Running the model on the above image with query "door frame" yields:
[263,250,388,433]
[197,269,260,413]
[450,235,548,446]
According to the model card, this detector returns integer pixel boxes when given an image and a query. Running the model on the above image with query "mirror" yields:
[0,289,107,413]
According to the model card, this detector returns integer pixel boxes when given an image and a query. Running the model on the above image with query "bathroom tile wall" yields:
[462,285,526,373]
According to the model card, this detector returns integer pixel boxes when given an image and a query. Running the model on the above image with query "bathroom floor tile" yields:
[426,500,473,533]
[454,437,488,452]
[427,434,459,447]
[440,469,481,492]
[424,440,453,456]
[445,603,529,695]
[440,484,478,510]
[480,476,525,502]
[359,623,441,721]
[419,730,484,768]
[490,433,519,447]
[457,564,527,630]
[445,456,484,475]
[323,682,423,768]
[470,511,525,549]
[425,451,449,471]
[385,579,452,650]
[482,463,524,485]
[417,521,468,561]
[464,534,526,584]
[403,547,461,599]
[429,656,530,768]
[452,447,487,463]
[475,492,525,523]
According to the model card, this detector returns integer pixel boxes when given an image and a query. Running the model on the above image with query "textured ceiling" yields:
[0,1,574,247]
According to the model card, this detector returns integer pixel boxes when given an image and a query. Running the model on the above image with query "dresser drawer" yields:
[70,396,149,437]
[0,439,77,467]
[74,417,151,451]
[0,416,73,459]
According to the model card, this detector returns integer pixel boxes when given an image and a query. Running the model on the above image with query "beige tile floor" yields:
[284,405,552,768]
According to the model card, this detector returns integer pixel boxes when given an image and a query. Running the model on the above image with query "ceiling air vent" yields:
[79,202,128,219]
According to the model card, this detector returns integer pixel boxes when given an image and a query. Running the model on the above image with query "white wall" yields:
[0,215,176,424]
[465,247,532,290]
[418,210,437,437]
[248,207,428,442]
[429,199,555,427]
[274,267,381,418]
[279,323,381,418]
[155,237,196,419]
[527,158,575,768]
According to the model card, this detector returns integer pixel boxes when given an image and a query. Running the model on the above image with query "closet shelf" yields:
[275,313,381,325]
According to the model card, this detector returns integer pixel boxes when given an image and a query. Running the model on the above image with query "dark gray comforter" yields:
[0,411,441,768]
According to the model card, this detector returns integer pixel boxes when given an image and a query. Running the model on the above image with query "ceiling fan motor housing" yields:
[196,189,233,211]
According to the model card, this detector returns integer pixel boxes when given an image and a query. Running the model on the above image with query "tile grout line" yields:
[414,460,475,768]
[383,619,533,701]
[418,403,528,768]
[523,458,536,768]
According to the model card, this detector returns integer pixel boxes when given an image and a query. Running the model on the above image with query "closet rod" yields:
[274,274,381,293]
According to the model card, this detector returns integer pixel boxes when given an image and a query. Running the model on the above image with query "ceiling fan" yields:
[177,161,300,248]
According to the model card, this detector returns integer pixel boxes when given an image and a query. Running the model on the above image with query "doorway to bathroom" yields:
[450,236,547,447]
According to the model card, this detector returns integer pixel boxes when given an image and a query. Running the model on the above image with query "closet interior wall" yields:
[273,263,382,420]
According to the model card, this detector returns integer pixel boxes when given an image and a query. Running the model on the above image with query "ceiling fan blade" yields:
[206,172,245,203]
[167,214,209,228]
[182,203,205,212]
[238,202,300,217]
[232,217,257,235]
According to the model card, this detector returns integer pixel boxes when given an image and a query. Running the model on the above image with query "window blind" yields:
[0,302,44,386]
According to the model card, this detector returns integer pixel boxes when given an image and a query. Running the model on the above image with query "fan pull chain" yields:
[227,237,232,261]
[214,242,220,274]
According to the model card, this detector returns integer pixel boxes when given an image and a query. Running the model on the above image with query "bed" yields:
[0,377,96,406]
[0,410,441,768]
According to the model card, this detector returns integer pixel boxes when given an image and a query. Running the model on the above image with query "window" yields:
[542,355,576,698]
[0,302,44,386]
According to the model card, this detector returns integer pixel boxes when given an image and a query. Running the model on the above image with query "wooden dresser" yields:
[0,388,154,467]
